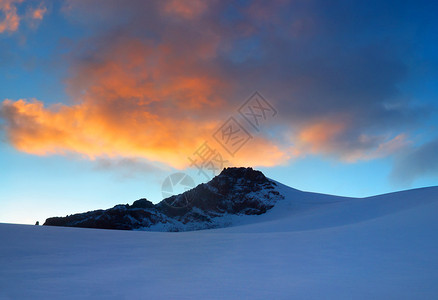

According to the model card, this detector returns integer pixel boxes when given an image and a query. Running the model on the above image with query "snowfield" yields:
[1,184,438,299]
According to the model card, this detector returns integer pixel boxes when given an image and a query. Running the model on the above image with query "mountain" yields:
[2,175,438,299]
[43,167,285,231]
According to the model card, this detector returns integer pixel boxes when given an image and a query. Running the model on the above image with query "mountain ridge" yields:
[44,167,285,231]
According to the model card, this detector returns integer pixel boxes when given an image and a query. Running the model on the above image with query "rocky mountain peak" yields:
[44,167,284,231]
[216,167,266,181]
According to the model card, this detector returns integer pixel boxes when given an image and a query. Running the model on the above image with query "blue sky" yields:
[1,0,437,224]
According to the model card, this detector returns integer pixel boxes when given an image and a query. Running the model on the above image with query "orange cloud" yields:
[231,138,293,167]
[67,39,225,110]
[0,36,290,169]
[296,120,408,162]
[1,98,211,168]
[0,0,47,33]
[162,0,209,19]
[343,133,410,162]
[298,120,346,153]
[31,4,46,20]
[0,0,22,33]
[1,97,288,169]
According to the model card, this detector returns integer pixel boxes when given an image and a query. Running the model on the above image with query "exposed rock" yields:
[44,167,284,231]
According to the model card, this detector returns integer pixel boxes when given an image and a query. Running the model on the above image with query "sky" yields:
[1,0,437,225]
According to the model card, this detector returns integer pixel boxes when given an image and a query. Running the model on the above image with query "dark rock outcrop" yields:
[44,167,284,231]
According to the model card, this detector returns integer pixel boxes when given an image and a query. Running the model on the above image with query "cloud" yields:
[30,4,46,20]
[296,119,411,162]
[0,94,288,169]
[162,0,209,19]
[0,0,47,34]
[92,157,164,180]
[1,0,434,170]
[0,0,22,33]
[298,120,346,154]
[391,138,438,185]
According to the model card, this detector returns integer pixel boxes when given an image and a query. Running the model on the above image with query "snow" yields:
[1,184,438,299]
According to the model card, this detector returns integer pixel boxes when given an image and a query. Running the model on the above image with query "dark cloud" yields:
[93,157,165,180]
[391,138,438,185]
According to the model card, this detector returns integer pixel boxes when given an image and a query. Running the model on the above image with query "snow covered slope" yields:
[1,184,437,299]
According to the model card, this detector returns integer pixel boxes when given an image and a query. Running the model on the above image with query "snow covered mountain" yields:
[43,167,285,231]
[1,176,437,299]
